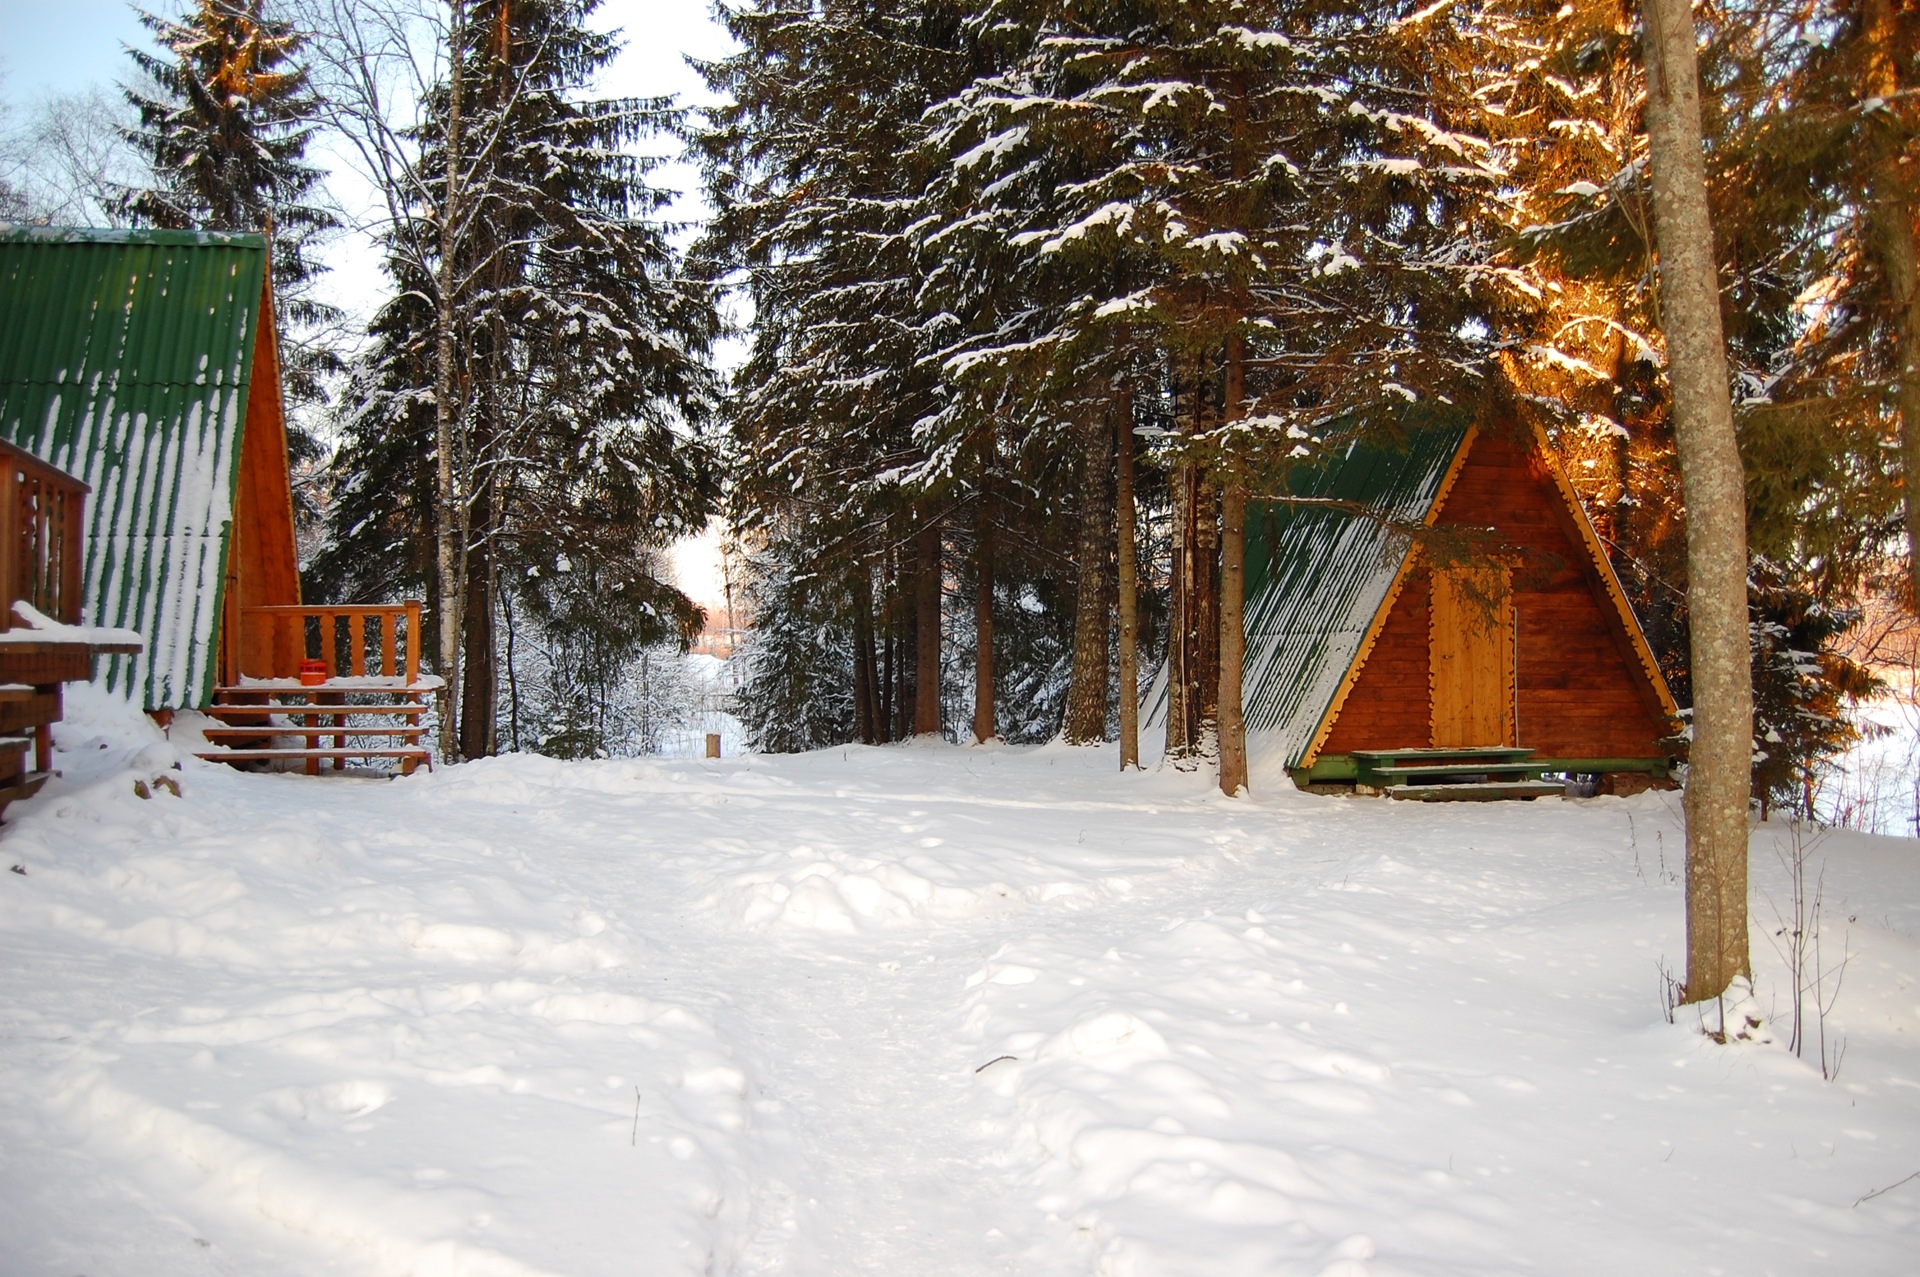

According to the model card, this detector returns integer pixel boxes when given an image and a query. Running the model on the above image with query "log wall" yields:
[1318,430,1671,762]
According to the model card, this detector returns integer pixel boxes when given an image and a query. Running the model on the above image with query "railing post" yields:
[62,485,83,625]
[382,612,397,678]
[405,601,421,685]
[0,459,18,633]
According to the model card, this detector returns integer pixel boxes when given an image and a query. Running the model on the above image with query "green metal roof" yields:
[0,224,269,707]
[1241,418,1470,770]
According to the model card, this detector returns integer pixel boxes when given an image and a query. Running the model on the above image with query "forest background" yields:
[2,0,1917,834]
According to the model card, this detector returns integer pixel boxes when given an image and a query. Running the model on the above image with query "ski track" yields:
[4,697,1920,1275]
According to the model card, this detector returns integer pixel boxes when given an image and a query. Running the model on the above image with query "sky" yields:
[1,0,737,317]
[0,0,739,609]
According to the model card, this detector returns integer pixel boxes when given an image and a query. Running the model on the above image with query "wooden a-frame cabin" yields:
[0,225,434,775]
[1242,409,1680,799]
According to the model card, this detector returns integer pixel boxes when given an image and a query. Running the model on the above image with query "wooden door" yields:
[1429,565,1515,747]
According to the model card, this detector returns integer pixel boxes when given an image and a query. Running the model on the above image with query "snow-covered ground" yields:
[4,688,1919,1276]
[1816,697,1920,837]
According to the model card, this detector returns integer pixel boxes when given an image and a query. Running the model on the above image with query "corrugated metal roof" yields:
[0,224,268,707]
[1242,419,1469,770]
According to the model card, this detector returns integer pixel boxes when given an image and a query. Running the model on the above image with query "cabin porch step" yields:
[0,770,50,815]
[1370,761,1543,781]
[197,725,425,739]
[211,680,441,696]
[1352,746,1540,791]
[1386,779,1567,802]
[202,702,429,718]
[1351,747,1536,762]
[192,747,430,761]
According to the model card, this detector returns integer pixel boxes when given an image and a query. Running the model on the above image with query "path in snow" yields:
[4,694,1920,1276]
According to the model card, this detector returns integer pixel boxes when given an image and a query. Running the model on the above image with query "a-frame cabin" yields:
[0,225,433,775]
[0,225,301,708]
[1242,411,1680,796]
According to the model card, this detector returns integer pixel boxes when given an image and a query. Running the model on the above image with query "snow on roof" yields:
[0,226,269,708]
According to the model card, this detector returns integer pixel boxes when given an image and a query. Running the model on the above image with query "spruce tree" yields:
[123,1,342,407]
[696,0,976,744]
[319,0,717,759]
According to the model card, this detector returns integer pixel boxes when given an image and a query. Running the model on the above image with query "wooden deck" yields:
[0,441,132,815]
[192,602,436,776]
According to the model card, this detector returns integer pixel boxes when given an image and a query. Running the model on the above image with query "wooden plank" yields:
[1523,420,1679,722]
[202,702,429,717]
[405,602,421,684]
[63,486,86,624]
[1429,564,1513,748]
[199,725,425,738]
[234,274,304,629]
[1373,762,1541,779]
[0,644,93,684]
[0,459,18,633]
[1319,573,1435,756]
[381,613,396,678]
[245,603,427,616]
[350,615,367,679]
[1351,746,1534,761]
[194,747,430,760]
[1387,779,1565,802]
[0,770,50,814]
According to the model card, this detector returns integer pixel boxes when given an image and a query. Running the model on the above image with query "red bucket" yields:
[298,658,328,686]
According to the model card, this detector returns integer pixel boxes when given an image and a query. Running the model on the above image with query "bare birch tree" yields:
[294,0,475,757]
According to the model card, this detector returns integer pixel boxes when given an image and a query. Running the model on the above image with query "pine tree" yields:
[123,1,343,407]
[696,0,978,743]
[318,0,718,759]
[924,0,1507,785]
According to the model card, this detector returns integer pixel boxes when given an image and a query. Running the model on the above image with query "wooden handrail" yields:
[236,601,426,683]
[0,439,90,495]
[244,604,429,615]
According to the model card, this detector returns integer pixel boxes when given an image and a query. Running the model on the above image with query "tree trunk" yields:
[502,582,520,752]
[914,519,942,738]
[1164,357,1220,767]
[1192,375,1222,756]
[1863,0,1920,609]
[1165,459,1189,759]
[1065,412,1114,743]
[880,624,896,744]
[1178,475,1223,762]
[458,496,495,759]
[853,569,876,745]
[974,432,997,744]
[885,540,903,743]
[1116,388,1140,770]
[1642,0,1754,1005]
[1218,333,1249,796]
[433,0,467,762]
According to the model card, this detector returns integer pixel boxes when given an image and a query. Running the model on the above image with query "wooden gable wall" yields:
[219,278,302,686]
[1316,429,1673,764]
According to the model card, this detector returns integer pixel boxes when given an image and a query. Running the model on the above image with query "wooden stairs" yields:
[0,685,50,813]
[1351,747,1567,802]
[190,604,437,777]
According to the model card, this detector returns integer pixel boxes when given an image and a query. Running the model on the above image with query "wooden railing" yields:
[0,440,88,631]
[237,602,425,684]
